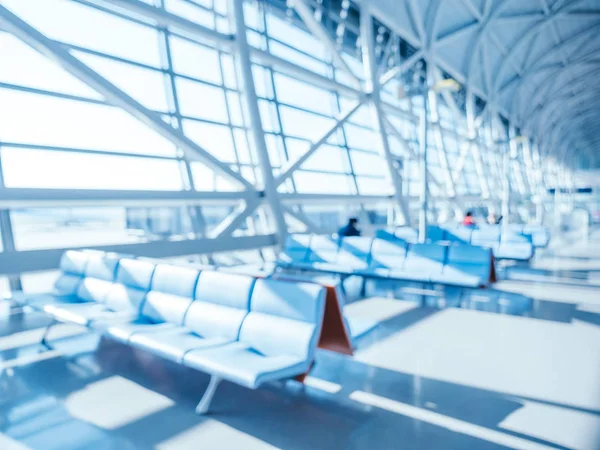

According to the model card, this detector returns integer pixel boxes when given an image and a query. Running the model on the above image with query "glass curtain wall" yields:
[0,0,564,294]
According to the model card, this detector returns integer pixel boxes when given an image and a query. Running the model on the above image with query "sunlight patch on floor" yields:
[499,400,600,450]
[0,324,85,352]
[65,375,175,430]
[353,308,600,412]
[155,420,279,450]
[0,433,32,450]
[0,349,62,370]
[349,390,555,450]
[304,376,343,394]
[344,297,417,339]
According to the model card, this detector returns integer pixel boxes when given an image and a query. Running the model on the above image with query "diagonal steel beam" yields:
[464,89,491,198]
[88,0,234,46]
[211,198,262,238]
[428,69,456,197]
[290,0,361,86]
[380,50,424,87]
[230,0,287,244]
[274,99,366,188]
[378,34,397,76]
[0,5,254,191]
[362,4,410,225]
[383,116,417,159]
[383,115,458,202]
[281,205,324,234]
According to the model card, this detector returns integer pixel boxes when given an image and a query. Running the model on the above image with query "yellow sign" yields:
[433,78,460,92]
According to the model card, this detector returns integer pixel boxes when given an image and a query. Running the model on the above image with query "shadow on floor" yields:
[3,341,515,450]
[1,310,598,449]
[573,308,600,327]
[530,299,600,326]
[352,306,440,351]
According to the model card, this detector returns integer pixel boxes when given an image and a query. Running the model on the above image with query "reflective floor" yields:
[1,229,600,449]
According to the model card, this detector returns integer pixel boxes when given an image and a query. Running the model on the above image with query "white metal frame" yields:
[0,0,579,283]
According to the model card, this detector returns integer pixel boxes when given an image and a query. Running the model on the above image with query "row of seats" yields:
[14,250,327,414]
[385,223,549,255]
[424,225,535,261]
[279,234,495,288]
[505,224,550,248]
[423,289,533,314]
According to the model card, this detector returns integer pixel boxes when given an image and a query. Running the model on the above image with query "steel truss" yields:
[0,0,562,280]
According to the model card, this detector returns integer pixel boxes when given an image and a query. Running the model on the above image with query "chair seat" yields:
[310,262,355,275]
[183,342,309,389]
[431,267,486,288]
[387,269,433,283]
[97,320,179,343]
[495,244,533,261]
[472,242,500,253]
[44,303,134,326]
[278,261,316,271]
[129,328,231,363]
[334,256,369,271]
[19,293,82,310]
[223,263,276,277]
[359,267,391,278]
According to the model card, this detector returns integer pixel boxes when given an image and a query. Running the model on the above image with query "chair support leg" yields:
[195,375,222,415]
[360,276,367,297]
[40,318,58,350]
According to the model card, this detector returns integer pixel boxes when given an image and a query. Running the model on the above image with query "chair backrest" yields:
[280,234,312,263]
[374,229,397,240]
[500,231,532,244]
[369,238,408,270]
[405,243,447,270]
[445,227,473,244]
[471,227,501,242]
[447,245,491,266]
[53,250,92,296]
[497,231,534,260]
[141,264,200,324]
[523,224,548,235]
[426,225,447,242]
[184,271,256,340]
[76,252,120,303]
[337,237,372,267]
[239,278,326,360]
[105,258,156,314]
[506,224,525,234]
[307,235,340,263]
[523,225,550,247]
[394,226,418,243]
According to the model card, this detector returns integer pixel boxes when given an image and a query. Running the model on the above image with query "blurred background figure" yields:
[462,211,476,227]
[338,217,361,237]
[487,212,502,225]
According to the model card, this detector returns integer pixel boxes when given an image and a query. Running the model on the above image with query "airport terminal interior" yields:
[0,0,599,448]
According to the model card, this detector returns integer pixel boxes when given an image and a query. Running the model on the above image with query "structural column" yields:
[502,120,514,227]
[229,0,287,244]
[155,0,208,239]
[418,88,429,242]
[360,4,410,226]
[428,69,458,200]
[532,143,545,224]
[466,91,490,199]
[0,147,22,291]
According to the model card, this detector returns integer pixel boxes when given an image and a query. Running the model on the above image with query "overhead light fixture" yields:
[433,78,460,93]
[396,78,460,99]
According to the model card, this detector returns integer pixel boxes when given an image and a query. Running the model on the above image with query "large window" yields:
[243,1,395,199]
[0,0,255,196]
[0,0,546,292]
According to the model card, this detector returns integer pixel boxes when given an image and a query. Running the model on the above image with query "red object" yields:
[272,274,354,356]
[462,216,475,226]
